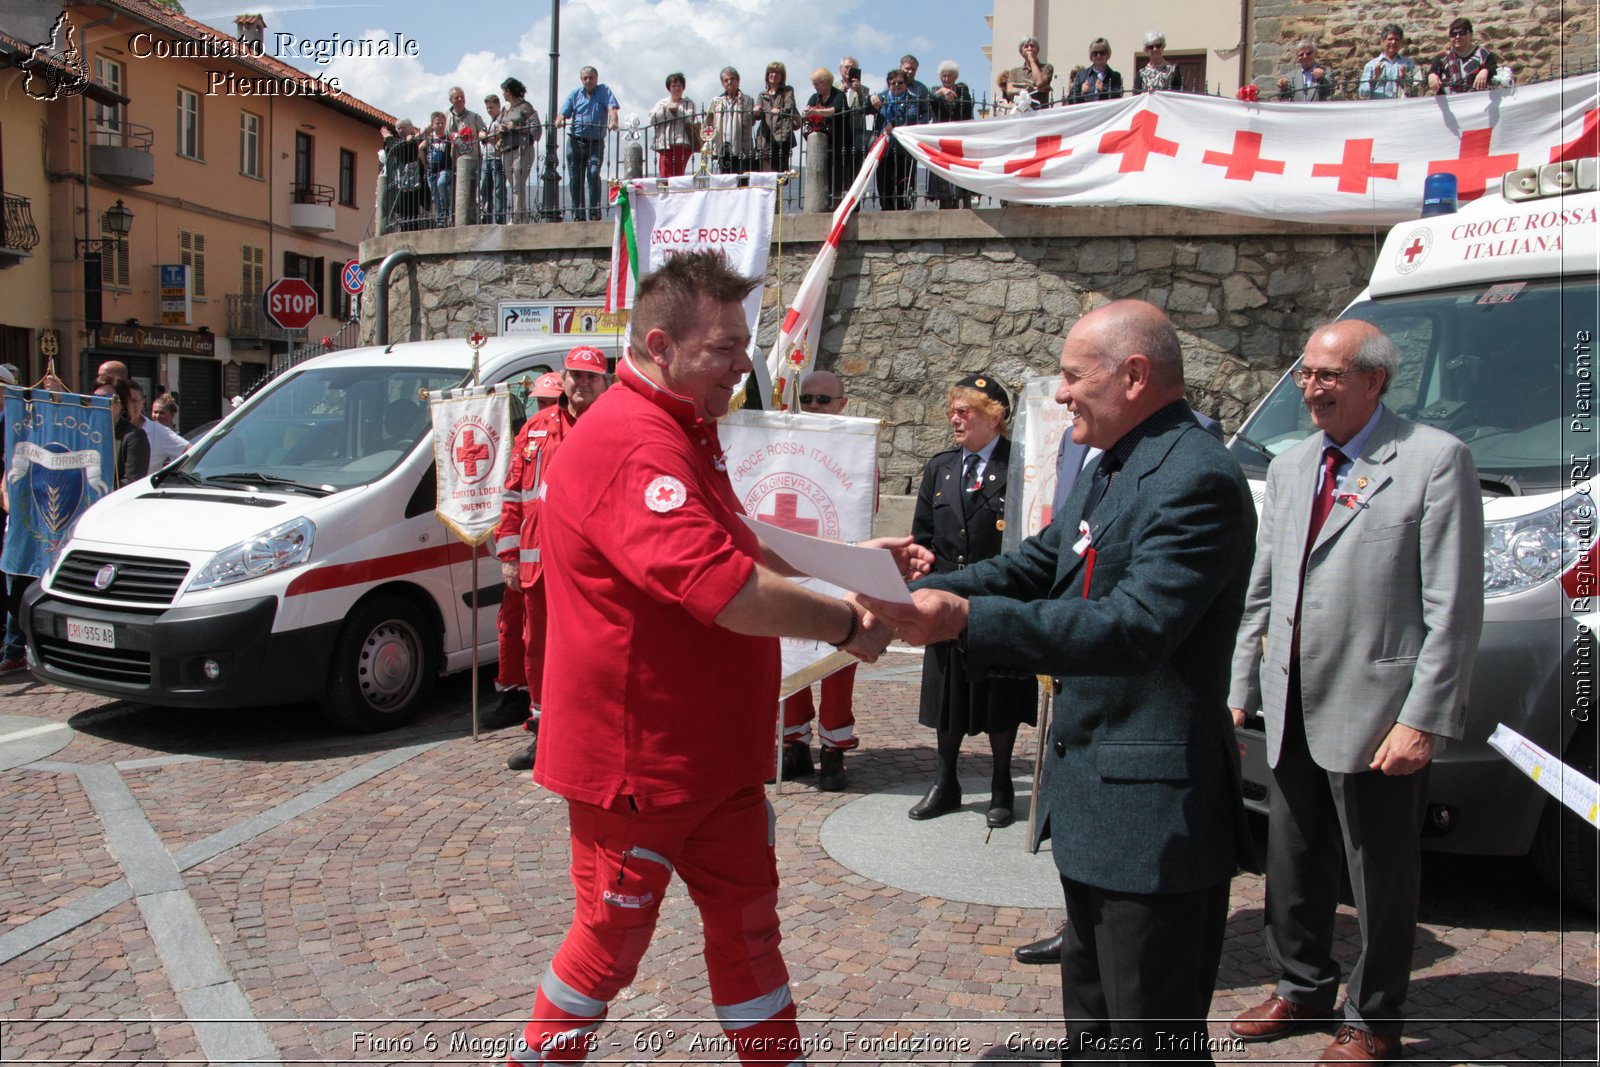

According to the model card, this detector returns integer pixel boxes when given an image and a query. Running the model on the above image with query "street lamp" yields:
[539,0,562,221]
[75,198,134,257]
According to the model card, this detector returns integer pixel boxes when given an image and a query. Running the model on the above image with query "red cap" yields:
[565,345,608,374]
[530,372,564,398]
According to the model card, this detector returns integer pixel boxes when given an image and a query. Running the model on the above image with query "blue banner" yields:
[3,389,115,577]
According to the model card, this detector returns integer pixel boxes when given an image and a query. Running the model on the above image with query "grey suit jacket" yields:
[921,404,1255,895]
[1227,408,1485,774]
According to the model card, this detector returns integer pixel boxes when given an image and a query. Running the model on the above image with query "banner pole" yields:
[470,540,481,741]
[1026,680,1051,852]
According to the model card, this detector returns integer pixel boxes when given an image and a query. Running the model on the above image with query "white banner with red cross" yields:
[431,383,512,546]
[891,76,1598,224]
[721,409,879,689]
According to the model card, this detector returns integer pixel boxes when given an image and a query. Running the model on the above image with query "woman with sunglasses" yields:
[1067,38,1123,104]
[1136,31,1183,93]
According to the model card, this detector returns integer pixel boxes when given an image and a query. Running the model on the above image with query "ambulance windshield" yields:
[1231,278,1600,495]
[177,365,464,490]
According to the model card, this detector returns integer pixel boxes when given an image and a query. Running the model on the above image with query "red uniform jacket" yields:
[495,403,576,588]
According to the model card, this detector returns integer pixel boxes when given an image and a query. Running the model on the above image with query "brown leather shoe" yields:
[1228,994,1327,1042]
[1316,1026,1401,1063]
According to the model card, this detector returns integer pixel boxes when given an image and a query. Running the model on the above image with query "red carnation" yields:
[1235,84,1260,102]
[457,126,476,142]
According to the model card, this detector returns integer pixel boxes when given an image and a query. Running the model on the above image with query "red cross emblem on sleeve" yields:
[645,475,687,513]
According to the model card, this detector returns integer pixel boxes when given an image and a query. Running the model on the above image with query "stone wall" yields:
[364,208,1375,494]
[1249,0,1594,93]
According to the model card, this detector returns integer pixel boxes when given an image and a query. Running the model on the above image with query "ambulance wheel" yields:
[322,596,437,732]
[1529,719,1598,914]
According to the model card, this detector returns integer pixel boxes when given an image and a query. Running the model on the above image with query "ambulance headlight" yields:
[1483,497,1585,598]
[190,517,316,591]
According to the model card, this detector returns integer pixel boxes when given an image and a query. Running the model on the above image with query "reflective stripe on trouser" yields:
[779,665,858,750]
[496,583,527,690]
[520,785,800,1065]
[520,580,548,706]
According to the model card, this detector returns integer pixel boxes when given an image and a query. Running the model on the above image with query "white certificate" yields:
[741,516,914,604]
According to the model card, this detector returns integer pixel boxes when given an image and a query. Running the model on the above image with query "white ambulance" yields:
[23,336,610,732]
[1228,159,1599,909]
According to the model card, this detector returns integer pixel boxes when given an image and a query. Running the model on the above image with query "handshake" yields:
[823,537,972,663]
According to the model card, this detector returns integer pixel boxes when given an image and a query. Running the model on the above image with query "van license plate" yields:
[65,619,115,649]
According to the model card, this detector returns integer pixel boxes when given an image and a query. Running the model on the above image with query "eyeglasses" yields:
[1090,50,1109,58]
[1292,367,1349,388]
[799,394,839,405]
[1448,29,1470,38]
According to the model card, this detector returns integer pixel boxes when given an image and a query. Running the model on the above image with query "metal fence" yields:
[370,62,1596,235]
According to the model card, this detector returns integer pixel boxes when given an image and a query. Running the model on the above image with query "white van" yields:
[23,336,608,731]
[1228,160,1599,909]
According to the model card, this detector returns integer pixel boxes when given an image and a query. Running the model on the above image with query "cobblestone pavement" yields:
[0,651,1595,1065]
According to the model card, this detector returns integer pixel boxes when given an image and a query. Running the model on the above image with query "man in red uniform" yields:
[511,252,923,1066]
[780,370,861,791]
[488,373,567,731]
[496,347,611,768]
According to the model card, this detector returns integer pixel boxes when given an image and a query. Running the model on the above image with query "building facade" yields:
[0,2,392,433]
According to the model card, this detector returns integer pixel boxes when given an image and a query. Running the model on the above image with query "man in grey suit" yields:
[1228,320,1484,1064]
[864,301,1254,1057]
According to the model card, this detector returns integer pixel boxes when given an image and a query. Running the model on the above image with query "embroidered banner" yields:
[430,384,511,546]
[891,76,1598,224]
[722,409,878,690]
[2,389,116,577]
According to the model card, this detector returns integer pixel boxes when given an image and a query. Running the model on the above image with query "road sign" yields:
[340,260,364,296]
[263,276,318,331]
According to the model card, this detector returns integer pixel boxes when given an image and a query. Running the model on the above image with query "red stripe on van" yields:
[285,542,476,596]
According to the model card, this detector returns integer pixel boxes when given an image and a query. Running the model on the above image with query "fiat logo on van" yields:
[93,563,118,590]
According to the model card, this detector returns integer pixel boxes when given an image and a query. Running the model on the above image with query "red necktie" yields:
[1293,447,1345,662]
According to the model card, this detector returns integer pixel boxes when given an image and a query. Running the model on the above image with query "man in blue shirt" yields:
[558,66,619,222]
[1359,25,1418,99]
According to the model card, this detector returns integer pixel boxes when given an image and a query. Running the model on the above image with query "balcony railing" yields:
[292,182,334,205]
[289,182,336,232]
[1,194,41,258]
[225,293,299,342]
[89,121,155,185]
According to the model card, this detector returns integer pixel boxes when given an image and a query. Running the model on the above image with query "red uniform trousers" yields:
[781,664,858,750]
[496,584,528,691]
[520,578,548,712]
[514,784,802,1066]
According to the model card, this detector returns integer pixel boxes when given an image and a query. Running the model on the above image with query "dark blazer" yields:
[919,404,1254,894]
[912,436,1036,734]
[1068,66,1124,103]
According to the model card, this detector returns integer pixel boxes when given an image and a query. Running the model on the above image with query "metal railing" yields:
[239,315,362,400]
[370,62,1596,234]
[1,194,40,253]
[292,182,335,206]
[225,293,298,342]
[89,120,154,151]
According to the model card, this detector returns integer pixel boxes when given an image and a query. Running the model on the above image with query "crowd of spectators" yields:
[374,15,1518,230]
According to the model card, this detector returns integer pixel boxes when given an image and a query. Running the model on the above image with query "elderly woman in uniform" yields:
[908,373,1036,829]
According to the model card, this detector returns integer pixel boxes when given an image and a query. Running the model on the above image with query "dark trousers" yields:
[1059,875,1228,1062]
[1265,674,1428,1038]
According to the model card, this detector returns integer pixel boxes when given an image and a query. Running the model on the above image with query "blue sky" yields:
[183,0,998,126]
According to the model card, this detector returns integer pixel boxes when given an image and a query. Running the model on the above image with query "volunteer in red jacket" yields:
[512,251,926,1066]
[496,348,611,772]
[488,373,567,731]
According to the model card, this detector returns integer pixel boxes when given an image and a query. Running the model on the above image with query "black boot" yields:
[987,729,1017,828]
[817,748,847,791]
[483,689,532,730]
[781,741,814,779]
[910,730,961,819]
[506,735,537,771]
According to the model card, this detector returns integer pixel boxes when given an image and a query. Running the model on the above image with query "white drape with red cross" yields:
[431,383,512,546]
[890,76,1598,224]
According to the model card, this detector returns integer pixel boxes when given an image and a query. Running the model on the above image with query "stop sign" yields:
[263,277,318,331]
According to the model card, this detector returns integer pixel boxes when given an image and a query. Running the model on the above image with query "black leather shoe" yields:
[908,781,961,820]
[987,783,1015,828]
[506,737,536,772]
[1014,924,1067,964]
